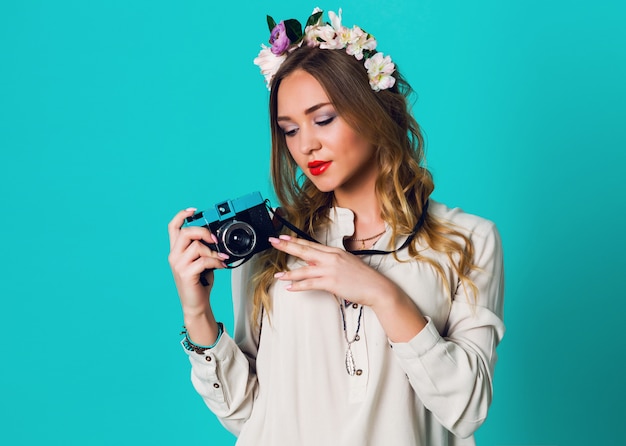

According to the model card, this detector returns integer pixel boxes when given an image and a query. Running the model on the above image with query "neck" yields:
[333,186,385,238]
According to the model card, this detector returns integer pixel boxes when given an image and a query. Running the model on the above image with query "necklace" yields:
[328,222,384,377]
[338,302,364,376]
[346,228,386,250]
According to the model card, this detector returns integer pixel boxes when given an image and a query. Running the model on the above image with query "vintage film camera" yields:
[183,191,277,267]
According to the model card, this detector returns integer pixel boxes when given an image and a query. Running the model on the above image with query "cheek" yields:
[284,140,297,159]
[284,141,305,167]
[332,120,371,152]
[343,133,374,161]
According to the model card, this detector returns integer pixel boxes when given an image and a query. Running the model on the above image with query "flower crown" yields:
[253,8,396,92]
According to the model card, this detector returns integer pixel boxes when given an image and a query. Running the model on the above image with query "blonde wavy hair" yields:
[251,46,477,324]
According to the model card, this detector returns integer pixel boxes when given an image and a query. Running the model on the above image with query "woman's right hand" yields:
[167,208,230,318]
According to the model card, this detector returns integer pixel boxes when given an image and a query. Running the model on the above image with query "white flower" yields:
[336,25,353,47]
[253,44,287,89]
[364,52,395,76]
[306,23,340,48]
[307,9,347,50]
[304,7,323,34]
[345,26,377,60]
[364,52,396,91]
[328,9,343,31]
[304,7,325,45]
[373,72,396,91]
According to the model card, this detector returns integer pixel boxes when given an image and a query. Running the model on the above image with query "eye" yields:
[280,125,298,137]
[315,115,336,127]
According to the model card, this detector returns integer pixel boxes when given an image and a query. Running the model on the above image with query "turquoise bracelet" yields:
[182,322,223,354]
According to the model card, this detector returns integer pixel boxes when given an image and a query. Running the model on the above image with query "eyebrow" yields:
[277,102,332,122]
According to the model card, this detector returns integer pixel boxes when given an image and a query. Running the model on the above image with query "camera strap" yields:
[200,243,258,273]
[266,200,429,256]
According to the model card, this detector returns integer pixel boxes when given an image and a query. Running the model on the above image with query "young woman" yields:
[168,9,504,445]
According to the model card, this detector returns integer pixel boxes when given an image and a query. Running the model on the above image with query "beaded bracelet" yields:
[181,322,224,354]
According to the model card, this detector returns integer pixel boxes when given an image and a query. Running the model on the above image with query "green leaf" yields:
[363,49,375,60]
[267,15,277,32]
[305,11,323,28]
[283,19,303,43]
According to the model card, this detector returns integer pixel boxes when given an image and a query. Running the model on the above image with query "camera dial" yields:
[218,220,257,257]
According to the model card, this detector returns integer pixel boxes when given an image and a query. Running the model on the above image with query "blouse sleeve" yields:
[182,257,261,435]
[389,219,505,438]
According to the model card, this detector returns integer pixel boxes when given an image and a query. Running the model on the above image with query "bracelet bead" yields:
[181,322,223,354]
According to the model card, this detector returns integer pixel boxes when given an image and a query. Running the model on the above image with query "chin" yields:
[308,178,339,193]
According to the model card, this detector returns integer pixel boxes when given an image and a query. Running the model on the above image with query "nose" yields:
[299,126,321,154]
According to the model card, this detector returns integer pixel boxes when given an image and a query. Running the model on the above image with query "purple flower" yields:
[270,21,290,55]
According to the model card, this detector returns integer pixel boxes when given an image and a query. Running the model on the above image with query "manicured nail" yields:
[279,234,292,241]
[269,237,280,244]
[185,207,197,212]
[274,272,285,279]
[211,234,219,244]
[218,253,230,260]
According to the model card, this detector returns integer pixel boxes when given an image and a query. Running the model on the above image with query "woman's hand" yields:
[269,235,394,307]
[167,208,229,318]
[269,234,427,342]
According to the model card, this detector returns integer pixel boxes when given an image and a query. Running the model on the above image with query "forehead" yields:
[277,69,330,115]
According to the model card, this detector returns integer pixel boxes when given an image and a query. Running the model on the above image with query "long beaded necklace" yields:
[337,233,383,376]
[338,302,363,376]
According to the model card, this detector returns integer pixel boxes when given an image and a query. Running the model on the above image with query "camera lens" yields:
[219,221,257,257]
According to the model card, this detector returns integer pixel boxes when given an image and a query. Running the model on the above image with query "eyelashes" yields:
[281,115,337,137]
[284,128,297,137]
[316,115,336,127]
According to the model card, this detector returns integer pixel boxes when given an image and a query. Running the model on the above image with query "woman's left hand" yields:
[270,234,428,341]
[269,235,394,307]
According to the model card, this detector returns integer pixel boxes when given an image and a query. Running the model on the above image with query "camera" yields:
[183,191,277,267]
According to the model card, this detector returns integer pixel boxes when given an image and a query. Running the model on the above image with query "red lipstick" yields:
[308,160,331,176]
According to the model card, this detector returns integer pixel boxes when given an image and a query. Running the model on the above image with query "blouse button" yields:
[205,356,212,362]
[213,383,220,388]
[352,303,358,309]
[356,369,363,376]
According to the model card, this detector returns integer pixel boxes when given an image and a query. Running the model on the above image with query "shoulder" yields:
[429,200,497,236]
[428,201,504,306]
[427,200,501,254]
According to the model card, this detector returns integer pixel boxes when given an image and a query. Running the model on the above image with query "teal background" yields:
[1,1,624,445]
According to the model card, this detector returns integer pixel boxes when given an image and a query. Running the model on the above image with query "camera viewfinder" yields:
[217,202,232,217]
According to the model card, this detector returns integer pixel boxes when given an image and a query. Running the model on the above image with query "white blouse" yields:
[183,201,505,446]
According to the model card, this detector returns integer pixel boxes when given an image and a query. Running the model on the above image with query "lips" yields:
[307,160,331,176]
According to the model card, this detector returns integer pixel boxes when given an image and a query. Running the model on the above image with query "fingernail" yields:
[221,262,228,268]
[279,234,291,241]
[185,207,197,212]
[274,272,285,279]
[211,234,219,244]
[218,253,230,260]
[269,237,280,244]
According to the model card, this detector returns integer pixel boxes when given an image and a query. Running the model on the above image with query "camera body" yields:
[183,191,276,267]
